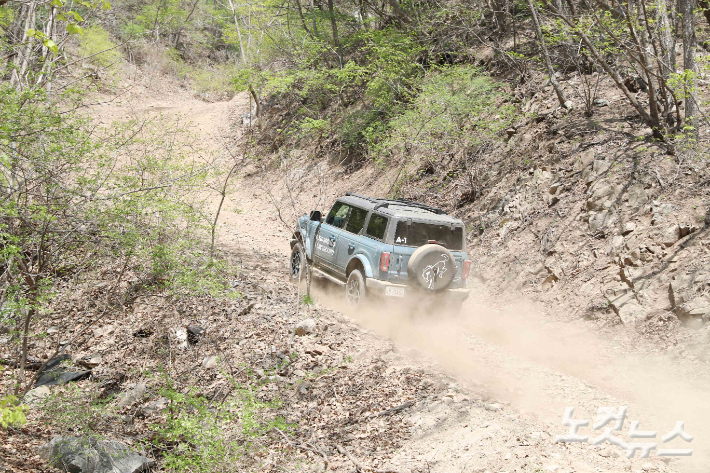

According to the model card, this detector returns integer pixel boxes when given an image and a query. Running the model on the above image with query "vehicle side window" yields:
[345,207,368,234]
[365,214,388,240]
[326,202,350,229]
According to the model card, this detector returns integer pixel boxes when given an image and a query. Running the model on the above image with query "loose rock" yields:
[295,318,316,336]
[38,436,153,473]
[117,382,146,408]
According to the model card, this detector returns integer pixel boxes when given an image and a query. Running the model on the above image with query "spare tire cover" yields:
[407,244,456,291]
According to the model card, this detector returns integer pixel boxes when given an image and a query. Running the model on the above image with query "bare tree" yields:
[528,0,568,108]
[680,0,698,133]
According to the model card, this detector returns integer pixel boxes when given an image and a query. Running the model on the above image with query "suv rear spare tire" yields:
[407,244,456,291]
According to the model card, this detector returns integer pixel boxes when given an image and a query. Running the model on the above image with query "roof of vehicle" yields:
[339,193,463,225]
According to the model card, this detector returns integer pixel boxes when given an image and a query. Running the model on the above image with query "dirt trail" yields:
[93,83,708,472]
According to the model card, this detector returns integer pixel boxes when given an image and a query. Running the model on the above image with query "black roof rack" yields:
[345,192,445,215]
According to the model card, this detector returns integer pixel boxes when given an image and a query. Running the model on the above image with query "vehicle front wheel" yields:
[289,242,305,281]
[345,269,366,309]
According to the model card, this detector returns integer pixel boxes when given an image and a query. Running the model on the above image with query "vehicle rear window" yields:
[346,207,368,234]
[394,222,464,250]
[365,214,388,240]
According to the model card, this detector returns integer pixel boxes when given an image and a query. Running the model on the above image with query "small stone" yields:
[201,356,218,369]
[607,235,625,257]
[563,100,574,110]
[293,369,306,377]
[140,397,168,416]
[25,385,51,404]
[593,98,609,107]
[623,222,636,235]
[295,318,316,336]
[662,224,680,247]
[506,128,517,137]
[77,354,102,368]
[118,382,146,408]
[296,381,311,396]
[187,326,203,344]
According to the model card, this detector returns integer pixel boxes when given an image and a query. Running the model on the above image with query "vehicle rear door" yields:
[334,206,370,276]
[314,201,351,273]
[391,220,466,284]
[362,213,392,280]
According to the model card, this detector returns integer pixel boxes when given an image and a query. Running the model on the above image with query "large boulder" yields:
[39,436,152,473]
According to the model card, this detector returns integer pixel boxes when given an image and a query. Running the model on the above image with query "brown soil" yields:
[7,68,706,473]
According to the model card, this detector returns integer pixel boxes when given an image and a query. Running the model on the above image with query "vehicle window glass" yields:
[345,207,368,234]
[326,202,350,229]
[365,214,388,240]
[394,222,464,250]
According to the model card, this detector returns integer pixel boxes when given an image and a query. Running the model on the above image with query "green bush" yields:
[0,395,27,429]
[78,25,123,67]
[386,65,516,159]
[154,381,291,472]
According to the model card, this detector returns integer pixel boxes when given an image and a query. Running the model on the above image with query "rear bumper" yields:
[366,278,470,301]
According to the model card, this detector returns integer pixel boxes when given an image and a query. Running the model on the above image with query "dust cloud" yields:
[306,277,710,472]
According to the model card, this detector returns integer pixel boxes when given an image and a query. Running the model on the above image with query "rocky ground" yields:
[2,66,709,472]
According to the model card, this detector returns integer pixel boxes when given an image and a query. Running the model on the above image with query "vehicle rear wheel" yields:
[345,269,366,309]
[289,243,305,281]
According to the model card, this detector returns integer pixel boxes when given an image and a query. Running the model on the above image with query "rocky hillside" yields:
[379,62,710,356]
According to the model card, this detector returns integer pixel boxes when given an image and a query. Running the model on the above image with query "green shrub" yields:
[78,25,123,67]
[0,395,27,429]
[386,65,516,159]
[154,381,290,472]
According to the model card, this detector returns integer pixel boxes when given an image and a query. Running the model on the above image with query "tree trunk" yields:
[680,0,698,132]
[494,0,508,33]
[658,0,677,76]
[310,0,319,36]
[293,0,314,37]
[227,0,248,64]
[327,0,341,64]
[387,0,412,23]
[528,0,568,107]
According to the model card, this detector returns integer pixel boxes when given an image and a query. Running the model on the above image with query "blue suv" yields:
[290,193,471,311]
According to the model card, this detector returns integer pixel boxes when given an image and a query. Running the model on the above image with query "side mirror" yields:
[310,211,322,222]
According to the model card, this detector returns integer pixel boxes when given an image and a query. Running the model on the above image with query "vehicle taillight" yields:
[462,260,471,279]
[379,252,390,272]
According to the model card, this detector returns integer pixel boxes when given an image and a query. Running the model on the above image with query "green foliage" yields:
[0,85,231,394]
[0,395,28,429]
[37,384,116,435]
[78,25,123,67]
[154,381,290,472]
[0,6,15,29]
[386,65,515,160]
[301,294,314,305]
